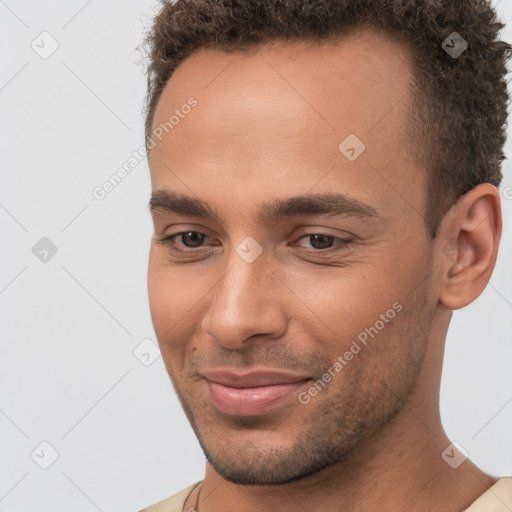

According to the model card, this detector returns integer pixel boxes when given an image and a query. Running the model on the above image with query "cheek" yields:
[147,252,169,331]
[276,260,406,341]
[147,249,215,351]
[147,251,188,348]
[147,265,189,379]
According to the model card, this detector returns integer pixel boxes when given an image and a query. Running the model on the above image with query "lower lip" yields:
[205,379,310,416]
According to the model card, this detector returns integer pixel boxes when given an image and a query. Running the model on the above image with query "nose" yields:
[203,244,287,350]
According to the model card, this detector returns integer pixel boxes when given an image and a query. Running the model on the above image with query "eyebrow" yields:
[148,190,380,224]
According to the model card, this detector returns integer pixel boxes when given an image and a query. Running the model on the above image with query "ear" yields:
[436,183,502,310]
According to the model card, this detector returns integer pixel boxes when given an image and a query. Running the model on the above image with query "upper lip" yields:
[201,368,311,388]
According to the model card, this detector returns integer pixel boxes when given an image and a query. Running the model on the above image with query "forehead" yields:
[152,25,414,126]
[149,26,423,223]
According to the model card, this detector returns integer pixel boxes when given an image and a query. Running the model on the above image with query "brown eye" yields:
[157,231,213,252]
[307,234,335,250]
[179,231,206,248]
[293,233,353,252]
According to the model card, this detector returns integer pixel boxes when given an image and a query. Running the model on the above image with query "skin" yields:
[147,26,502,512]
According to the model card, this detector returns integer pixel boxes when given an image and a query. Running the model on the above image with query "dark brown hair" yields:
[142,0,511,237]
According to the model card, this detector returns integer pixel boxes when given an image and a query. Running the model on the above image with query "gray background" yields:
[1,1,511,511]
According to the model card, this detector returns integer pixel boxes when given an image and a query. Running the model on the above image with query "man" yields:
[141,0,512,510]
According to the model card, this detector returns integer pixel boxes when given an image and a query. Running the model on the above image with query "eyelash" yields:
[156,231,354,255]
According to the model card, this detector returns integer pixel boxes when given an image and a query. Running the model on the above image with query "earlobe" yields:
[437,184,502,311]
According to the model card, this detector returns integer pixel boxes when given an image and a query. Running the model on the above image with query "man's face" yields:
[147,27,439,484]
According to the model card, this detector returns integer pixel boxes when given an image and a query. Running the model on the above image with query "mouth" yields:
[201,368,311,416]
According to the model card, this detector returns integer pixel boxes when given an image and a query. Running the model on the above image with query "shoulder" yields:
[464,477,512,512]
[140,481,203,512]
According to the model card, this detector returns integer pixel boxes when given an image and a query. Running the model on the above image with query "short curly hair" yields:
[142,0,512,237]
